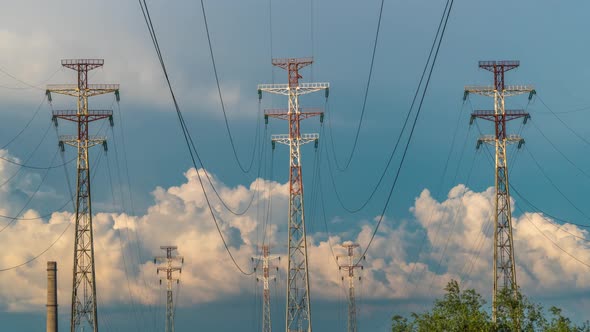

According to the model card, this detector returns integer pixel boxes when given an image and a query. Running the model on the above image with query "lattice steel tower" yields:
[337,243,364,332]
[46,59,119,332]
[155,246,184,332]
[253,245,280,332]
[258,57,329,332]
[464,60,535,322]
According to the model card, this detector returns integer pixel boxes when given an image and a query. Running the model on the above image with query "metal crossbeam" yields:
[258,83,329,96]
[470,109,530,124]
[52,110,113,123]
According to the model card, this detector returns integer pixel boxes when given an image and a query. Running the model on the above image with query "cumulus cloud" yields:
[306,184,590,304]
[1,158,590,315]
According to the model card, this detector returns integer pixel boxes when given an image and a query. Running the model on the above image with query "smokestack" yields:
[46,261,58,332]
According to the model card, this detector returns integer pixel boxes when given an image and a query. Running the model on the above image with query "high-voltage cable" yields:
[536,95,590,147]
[0,66,62,90]
[198,0,262,175]
[0,149,60,233]
[356,0,455,266]
[0,149,106,272]
[324,0,454,214]
[139,0,256,276]
[329,0,385,172]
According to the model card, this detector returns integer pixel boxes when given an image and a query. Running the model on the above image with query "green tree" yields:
[392,279,491,332]
[392,280,588,332]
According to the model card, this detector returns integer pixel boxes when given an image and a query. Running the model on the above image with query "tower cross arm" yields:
[154,256,184,263]
[46,84,120,97]
[59,135,107,148]
[271,133,319,146]
[464,85,535,99]
[264,107,324,121]
[470,109,530,124]
[52,110,113,123]
[258,83,329,96]
[476,134,525,149]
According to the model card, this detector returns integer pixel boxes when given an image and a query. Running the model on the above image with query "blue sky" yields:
[0,0,590,331]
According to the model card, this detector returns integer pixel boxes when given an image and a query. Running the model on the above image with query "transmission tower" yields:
[258,57,329,332]
[46,59,119,332]
[464,60,535,323]
[253,245,280,332]
[154,246,184,332]
[337,243,364,332]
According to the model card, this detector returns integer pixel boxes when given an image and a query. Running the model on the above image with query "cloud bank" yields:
[0,161,589,314]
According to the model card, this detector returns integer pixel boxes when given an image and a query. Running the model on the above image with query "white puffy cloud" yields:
[1,157,590,316]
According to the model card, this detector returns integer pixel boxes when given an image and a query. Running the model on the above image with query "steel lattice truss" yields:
[258,57,329,332]
[253,246,280,332]
[337,244,364,332]
[155,246,183,332]
[464,60,535,325]
[46,59,119,332]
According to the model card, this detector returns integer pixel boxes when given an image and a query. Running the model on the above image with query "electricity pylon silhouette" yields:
[253,245,280,332]
[155,246,183,332]
[337,243,364,332]
[46,59,119,332]
[464,60,535,324]
[258,57,329,332]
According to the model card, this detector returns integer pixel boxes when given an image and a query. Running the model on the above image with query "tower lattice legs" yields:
[46,59,119,332]
[464,60,535,324]
[258,57,329,332]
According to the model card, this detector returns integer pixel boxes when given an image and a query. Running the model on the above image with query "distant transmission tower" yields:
[258,57,329,332]
[337,243,364,332]
[464,60,535,323]
[46,59,119,332]
[253,245,280,332]
[155,246,184,332]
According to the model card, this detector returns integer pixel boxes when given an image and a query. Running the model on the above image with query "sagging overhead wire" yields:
[524,145,590,222]
[517,204,590,270]
[198,0,260,175]
[329,0,385,172]
[0,67,62,90]
[510,184,590,228]
[324,0,454,214]
[529,119,590,180]
[0,148,106,272]
[0,95,46,150]
[535,95,590,147]
[350,0,455,263]
[355,0,455,264]
[139,0,255,276]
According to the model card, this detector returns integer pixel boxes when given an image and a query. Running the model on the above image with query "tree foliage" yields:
[391,280,590,332]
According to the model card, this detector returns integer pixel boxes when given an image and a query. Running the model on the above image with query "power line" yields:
[524,146,590,221]
[0,95,46,150]
[0,67,62,90]
[330,0,385,171]
[139,0,255,276]
[516,204,590,270]
[324,0,454,215]
[0,149,106,272]
[529,119,590,180]
[198,0,260,175]
[357,0,455,264]
[535,95,590,147]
